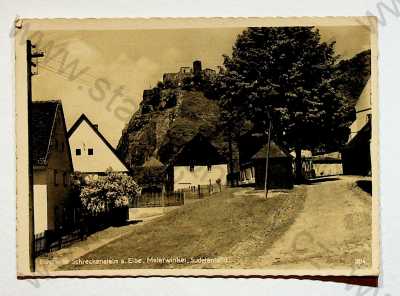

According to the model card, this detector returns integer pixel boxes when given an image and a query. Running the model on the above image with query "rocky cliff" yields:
[116,88,230,169]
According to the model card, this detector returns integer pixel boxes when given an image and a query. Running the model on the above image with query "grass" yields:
[61,187,306,270]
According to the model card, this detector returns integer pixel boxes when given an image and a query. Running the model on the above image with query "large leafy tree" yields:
[217,27,355,181]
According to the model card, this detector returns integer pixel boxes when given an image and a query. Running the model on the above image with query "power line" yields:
[39,65,93,89]
[39,64,94,89]
[41,54,101,81]
[40,62,94,85]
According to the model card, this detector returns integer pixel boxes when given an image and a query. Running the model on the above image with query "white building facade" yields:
[67,114,128,178]
[173,164,228,190]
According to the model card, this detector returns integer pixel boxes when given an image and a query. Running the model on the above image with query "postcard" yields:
[15,17,379,279]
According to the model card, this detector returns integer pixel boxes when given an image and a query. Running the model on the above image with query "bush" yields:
[80,171,141,215]
[132,166,165,190]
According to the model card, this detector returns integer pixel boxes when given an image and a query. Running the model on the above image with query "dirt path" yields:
[253,176,372,270]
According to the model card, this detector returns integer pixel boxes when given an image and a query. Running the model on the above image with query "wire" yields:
[39,64,94,90]
[41,62,94,86]
[39,66,92,89]
[42,54,101,81]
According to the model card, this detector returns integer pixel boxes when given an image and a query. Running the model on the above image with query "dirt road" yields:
[253,176,372,270]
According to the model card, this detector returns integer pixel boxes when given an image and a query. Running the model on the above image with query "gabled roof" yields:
[31,100,60,166]
[67,113,129,170]
[169,133,227,166]
[252,141,291,159]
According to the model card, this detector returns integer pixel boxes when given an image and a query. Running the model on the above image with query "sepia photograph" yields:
[15,17,379,278]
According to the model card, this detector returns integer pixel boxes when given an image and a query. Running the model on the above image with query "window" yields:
[189,165,194,172]
[54,139,58,151]
[53,170,58,186]
[207,165,212,171]
[61,142,64,152]
[88,148,94,155]
[76,148,81,156]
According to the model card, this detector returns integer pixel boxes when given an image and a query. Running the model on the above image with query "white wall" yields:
[33,171,48,235]
[69,120,128,173]
[174,164,227,190]
[313,163,343,177]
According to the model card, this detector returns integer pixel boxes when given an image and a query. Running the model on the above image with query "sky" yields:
[31,26,371,147]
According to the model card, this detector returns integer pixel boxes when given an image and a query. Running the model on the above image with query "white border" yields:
[1,0,399,295]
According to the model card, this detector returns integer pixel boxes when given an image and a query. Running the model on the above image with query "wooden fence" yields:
[34,228,85,257]
[131,191,185,208]
[180,184,222,199]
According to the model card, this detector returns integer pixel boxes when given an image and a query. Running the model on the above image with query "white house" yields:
[31,100,74,235]
[167,134,228,191]
[67,114,129,180]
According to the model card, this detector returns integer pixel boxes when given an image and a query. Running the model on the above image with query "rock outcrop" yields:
[116,88,229,169]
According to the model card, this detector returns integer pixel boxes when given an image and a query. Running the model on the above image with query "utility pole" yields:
[27,39,44,272]
[264,115,272,199]
[228,125,235,187]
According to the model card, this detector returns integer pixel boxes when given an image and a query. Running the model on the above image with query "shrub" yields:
[80,171,141,215]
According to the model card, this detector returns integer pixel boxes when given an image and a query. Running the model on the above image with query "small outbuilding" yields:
[252,141,293,190]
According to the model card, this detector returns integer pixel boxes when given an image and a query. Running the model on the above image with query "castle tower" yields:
[193,60,202,76]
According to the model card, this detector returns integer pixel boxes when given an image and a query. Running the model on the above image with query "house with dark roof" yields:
[31,100,74,235]
[67,114,128,182]
[166,133,228,191]
[251,141,293,190]
[342,79,372,175]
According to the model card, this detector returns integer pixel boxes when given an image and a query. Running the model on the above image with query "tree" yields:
[217,27,355,182]
[333,49,371,105]
[80,171,141,215]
